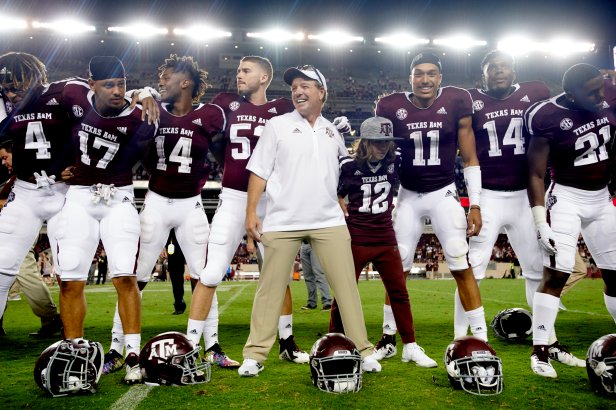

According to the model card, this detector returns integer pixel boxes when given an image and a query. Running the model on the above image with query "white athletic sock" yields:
[526,279,558,344]
[532,292,560,346]
[124,333,141,357]
[466,306,488,342]
[454,287,469,339]
[187,319,205,348]
[110,302,125,353]
[203,292,219,350]
[278,314,293,340]
[383,304,397,335]
[604,293,616,324]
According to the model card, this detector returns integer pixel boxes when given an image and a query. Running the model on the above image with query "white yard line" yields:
[110,284,248,409]
[110,384,154,410]
[409,287,611,317]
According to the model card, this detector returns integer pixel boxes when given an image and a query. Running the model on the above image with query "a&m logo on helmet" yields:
[229,101,240,111]
[147,338,178,362]
[72,105,84,118]
[396,108,408,120]
[380,122,393,136]
[560,118,573,131]
[473,100,485,111]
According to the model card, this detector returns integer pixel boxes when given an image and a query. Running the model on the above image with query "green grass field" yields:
[1,278,614,409]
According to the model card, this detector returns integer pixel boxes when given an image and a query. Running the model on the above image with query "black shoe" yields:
[321,305,331,311]
[279,335,309,363]
[301,305,317,310]
[173,300,186,315]
[29,314,63,338]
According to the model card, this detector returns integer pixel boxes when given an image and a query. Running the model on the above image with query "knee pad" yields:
[56,247,83,276]
[445,238,469,271]
[139,208,161,244]
[397,244,412,271]
[188,209,209,245]
[200,267,224,287]
[208,215,238,246]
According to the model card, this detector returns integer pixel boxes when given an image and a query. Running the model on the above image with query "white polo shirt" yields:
[247,110,347,232]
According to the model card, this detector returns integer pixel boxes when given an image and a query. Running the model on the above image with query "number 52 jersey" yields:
[211,92,294,192]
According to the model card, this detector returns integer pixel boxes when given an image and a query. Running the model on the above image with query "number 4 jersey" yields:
[469,81,550,191]
[375,86,473,193]
[0,81,73,182]
[211,92,294,192]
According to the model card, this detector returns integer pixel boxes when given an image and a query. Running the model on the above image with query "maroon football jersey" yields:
[375,86,473,192]
[0,81,73,182]
[469,81,550,190]
[338,154,400,246]
[146,102,225,198]
[61,79,157,187]
[526,94,616,190]
[211,92,294,192]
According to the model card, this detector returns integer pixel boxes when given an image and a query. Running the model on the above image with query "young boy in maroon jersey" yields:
[330,116,437,368]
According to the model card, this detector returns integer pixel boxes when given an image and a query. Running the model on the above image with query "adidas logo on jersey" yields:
[292,128,302,133]
[520,95,531,102]
[122,196,131,203]
[192,118,202,126]
[117,127,127,134]
[436,107,447,115]
[537,325,546,331]
[46,98,59,106]
[354,170,363,176]
[445,190,455,197]
[268,107,277,114]
[195,201,201,208]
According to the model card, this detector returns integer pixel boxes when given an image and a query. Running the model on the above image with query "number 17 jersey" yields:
[211,93,294,192]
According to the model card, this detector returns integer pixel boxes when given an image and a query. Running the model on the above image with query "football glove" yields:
[333,116,352,134]
[33,170,56,194]
[536,222,557,255]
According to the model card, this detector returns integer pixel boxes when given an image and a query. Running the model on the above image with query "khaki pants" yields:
[243,225,373,362]
[562,252,587,295]
[14,247,58,325]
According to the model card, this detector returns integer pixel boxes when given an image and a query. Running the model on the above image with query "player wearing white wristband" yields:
[375,52,488,353]
[526,63,616,378]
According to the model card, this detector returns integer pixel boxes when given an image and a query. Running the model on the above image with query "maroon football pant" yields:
[329,244,416,344]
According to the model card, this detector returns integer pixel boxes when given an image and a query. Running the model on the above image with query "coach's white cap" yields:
[283,65,327,92]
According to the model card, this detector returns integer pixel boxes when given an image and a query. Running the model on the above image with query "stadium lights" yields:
[374,33,429,48]
[307,31,364,45]
[0,17,28,31]
[32,20,96,35]
[246,29,304,43]
[108,24,168,37]
[497,36,595,56]
[173,25,232,40]
[433,35,488,50]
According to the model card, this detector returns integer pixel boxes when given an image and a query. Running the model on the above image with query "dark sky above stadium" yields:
[4,0,616,42]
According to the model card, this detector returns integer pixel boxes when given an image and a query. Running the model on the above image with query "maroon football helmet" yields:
[34,339,103,397]
[444,336,503,396]
[586,334,616,396]
[309,333,362,394]
[139,332,209,386]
